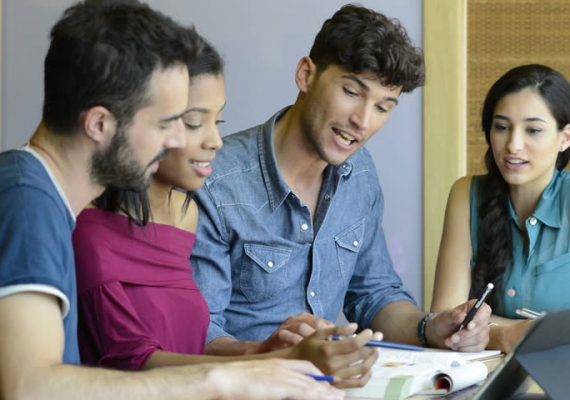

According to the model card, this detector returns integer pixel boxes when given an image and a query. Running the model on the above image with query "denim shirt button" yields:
[529,217,538,226]
[324,194,331,201]
[506,288,516,297]
[353,240,359,247]
[309,291,316,297]
[301,223,309,231]
[267,261,274,268]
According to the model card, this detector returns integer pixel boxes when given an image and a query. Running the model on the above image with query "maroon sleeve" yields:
[79,281,163,371]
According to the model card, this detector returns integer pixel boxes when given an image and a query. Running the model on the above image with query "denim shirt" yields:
[192,107,415,342]
[470,171,570,318]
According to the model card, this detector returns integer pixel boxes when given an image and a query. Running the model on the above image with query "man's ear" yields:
[560,123,570,152]
[295,56,318,94]
[81,106,117,144]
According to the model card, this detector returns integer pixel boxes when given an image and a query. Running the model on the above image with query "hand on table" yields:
[495,319,534,353]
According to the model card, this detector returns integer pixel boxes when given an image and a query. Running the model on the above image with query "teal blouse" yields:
[470,170,570,318]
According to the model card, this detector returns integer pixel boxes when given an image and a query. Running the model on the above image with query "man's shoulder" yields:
[350,147,376,171]
[348,147,381,189]
[0,150,69,224]
[0,150,55,194]
[208,124,264,184]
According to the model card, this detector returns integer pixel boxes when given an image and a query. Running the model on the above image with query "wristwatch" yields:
[417,312,437,347]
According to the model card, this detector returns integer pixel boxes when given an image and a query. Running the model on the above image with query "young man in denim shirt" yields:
[192,4,492,387]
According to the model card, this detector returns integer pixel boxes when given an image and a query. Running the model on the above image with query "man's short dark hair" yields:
[309,4,424,93]
[42,0,202,134]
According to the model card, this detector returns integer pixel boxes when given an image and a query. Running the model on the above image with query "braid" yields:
[471,150,512,310]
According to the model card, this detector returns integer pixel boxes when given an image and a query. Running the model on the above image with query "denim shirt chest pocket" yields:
[239,243,293,302]
[532,252,570,311]
[334,219,366,280]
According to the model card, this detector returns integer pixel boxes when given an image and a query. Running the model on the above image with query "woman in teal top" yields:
[469,170,570,318]
[431,64,570,352]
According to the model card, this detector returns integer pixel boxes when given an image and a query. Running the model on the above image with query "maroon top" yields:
[73,208,209,371]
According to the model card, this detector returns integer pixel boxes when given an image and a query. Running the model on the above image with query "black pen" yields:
[458,283,494,331]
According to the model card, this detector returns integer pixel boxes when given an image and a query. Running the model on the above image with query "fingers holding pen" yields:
[444,302,492,350]
[331,348,378,388]
[292,325,381,388]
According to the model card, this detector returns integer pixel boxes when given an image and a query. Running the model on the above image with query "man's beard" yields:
[90,128,166,191]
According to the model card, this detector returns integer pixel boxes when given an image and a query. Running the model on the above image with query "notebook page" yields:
[375,348,501,367]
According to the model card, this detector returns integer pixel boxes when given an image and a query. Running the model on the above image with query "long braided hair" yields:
[472,64,570,309]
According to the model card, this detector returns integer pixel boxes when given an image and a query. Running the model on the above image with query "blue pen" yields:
[330,336,424,352]
[308,374,335,383]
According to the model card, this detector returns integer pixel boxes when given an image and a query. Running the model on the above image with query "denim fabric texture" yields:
[192,107,415,342]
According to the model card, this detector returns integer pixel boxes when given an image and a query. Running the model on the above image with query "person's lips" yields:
[189,159,214,178]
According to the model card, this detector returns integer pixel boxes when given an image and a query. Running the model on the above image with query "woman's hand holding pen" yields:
[426,299,492,352]
[289,323,382,389]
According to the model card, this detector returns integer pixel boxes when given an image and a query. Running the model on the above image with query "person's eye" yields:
[184,122,202,130]
[527,127,542,135]
[493,124,508,132]
[376,105,389,113]
[216,119,226,126]
[343,87,358,97]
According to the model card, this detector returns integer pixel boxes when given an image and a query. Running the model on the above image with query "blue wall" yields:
[2,0,424,306]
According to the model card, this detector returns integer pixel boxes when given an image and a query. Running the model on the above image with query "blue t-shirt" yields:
[0,150,79,364]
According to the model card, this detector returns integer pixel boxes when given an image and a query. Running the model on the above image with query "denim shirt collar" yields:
[258,106,353,211]
[258,107,293,211]
[508,170,562,229]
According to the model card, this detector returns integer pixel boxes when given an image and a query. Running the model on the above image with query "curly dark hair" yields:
[472,64,570,309]
[308,4,424,92]
[43,0,202,134]
[94,38,224,226]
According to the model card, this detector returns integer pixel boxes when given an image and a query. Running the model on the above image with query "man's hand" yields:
[426,299,491,352]
[289,323,381,389]
[259,313,335,352]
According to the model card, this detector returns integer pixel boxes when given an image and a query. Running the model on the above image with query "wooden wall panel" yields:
[467,0,570,174]
[424,0,467,310]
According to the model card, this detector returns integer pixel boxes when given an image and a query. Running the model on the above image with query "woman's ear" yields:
[81,106,117,144]
[294,56,318,94]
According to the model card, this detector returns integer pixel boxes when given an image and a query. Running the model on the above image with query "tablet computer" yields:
[472,309,570,400]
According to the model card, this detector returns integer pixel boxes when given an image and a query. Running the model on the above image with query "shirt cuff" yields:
[0,283,70,317]
[359,292,417,329]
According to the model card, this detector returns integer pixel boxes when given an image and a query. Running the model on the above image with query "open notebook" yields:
[346,348,501,399]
